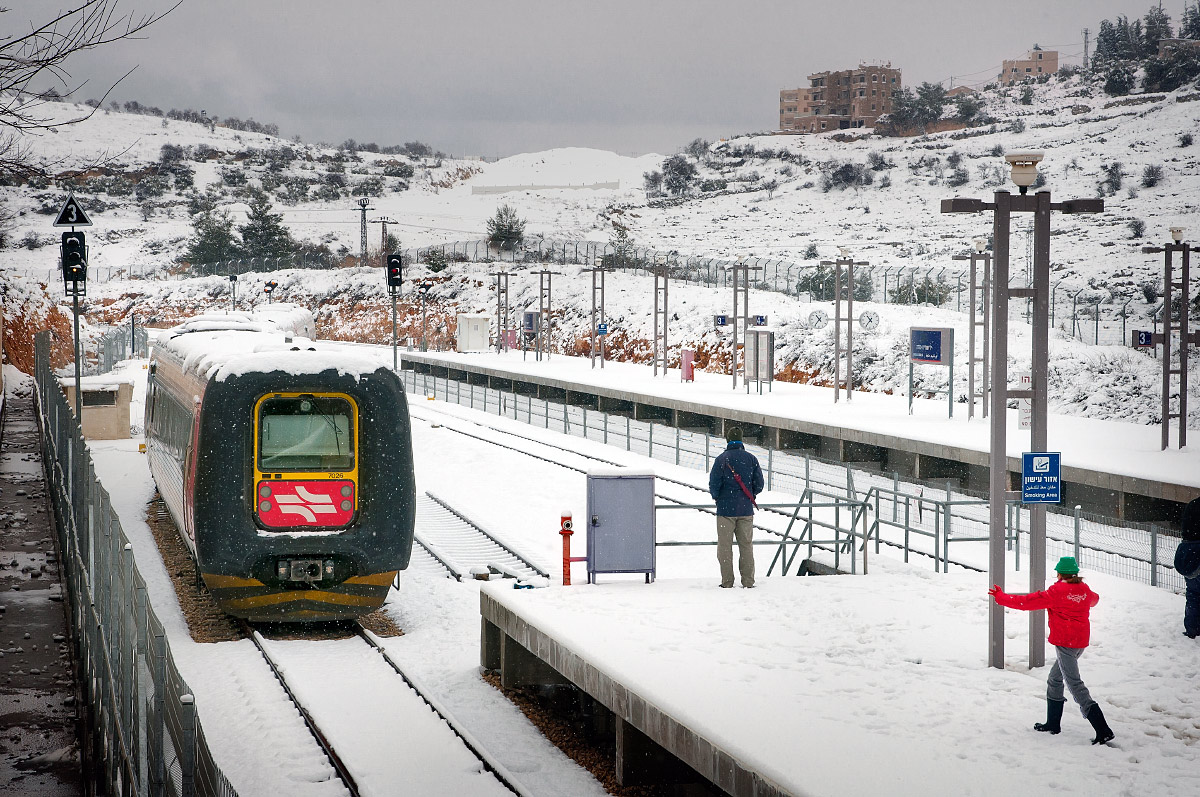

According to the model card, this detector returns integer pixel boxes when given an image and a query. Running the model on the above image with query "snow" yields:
[72,355,1200,797]
[156,327,382,382]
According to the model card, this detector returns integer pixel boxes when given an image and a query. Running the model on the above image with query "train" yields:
[144,308,415,622]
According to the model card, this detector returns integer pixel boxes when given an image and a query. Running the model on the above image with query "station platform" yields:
[479,568,1195,797]
[395,348,1200,523]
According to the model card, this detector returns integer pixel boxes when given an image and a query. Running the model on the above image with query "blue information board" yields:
[597,323,608,335]
[910,327,951,364]
[754,315,768,326]
[1022,452,1062,503]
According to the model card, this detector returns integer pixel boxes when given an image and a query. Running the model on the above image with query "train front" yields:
[195,351,415,622]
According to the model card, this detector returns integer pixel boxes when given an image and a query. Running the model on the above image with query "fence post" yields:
[648,422,653,459]
[705,433,710,471]
[767,448,773,492]
[1149,524,1158,587]
[1080,506,1089,564]
[626,416,631,451]
[674,426,680,465]
[179,693,196,797]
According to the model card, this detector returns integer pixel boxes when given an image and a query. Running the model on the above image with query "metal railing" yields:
[34,331,238,797]
[97,324,150,374]
[403,368,1187,592]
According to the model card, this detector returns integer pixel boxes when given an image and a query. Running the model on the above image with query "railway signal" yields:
[60,231,88,287]
[386,253,403,291]
[264,280,278,303]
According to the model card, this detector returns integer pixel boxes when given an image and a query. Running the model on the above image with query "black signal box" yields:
[61,231,87,283]
[386,253,403,289]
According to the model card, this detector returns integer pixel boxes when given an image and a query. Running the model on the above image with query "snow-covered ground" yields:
[74,355,1200,797]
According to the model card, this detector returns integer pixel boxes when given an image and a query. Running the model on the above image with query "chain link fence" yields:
[404,368,1186,593]
[35,331,238,797]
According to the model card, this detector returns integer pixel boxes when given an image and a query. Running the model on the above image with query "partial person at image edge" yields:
[1174,497,1200,640]
[988,557,1115,745]
[708,425,763,589]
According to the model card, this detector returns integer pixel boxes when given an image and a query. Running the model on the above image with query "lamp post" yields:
[1141,226,1199,449]
[942,152,1103,670]
[418,282,431,351]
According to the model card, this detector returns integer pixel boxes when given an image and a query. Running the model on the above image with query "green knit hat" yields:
[1055,556,1079,575]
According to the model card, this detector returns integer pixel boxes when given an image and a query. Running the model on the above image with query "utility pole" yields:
[1082,28,1090,72]
[357,197,373,269]
[371,217,395,269]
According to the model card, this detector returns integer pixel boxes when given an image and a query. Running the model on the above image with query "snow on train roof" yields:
[157,326,382,382]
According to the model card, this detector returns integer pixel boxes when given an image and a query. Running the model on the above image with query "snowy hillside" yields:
[1,70,1198,429]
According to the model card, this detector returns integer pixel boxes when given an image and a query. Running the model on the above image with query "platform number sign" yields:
[1132,330,1154,348]
[714,314,728,328]
[753,315,768,327]
[53,194,93,227]
[1021,452,1061,504]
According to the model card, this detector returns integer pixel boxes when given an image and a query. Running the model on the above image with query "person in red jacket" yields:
[988,557,1115,745]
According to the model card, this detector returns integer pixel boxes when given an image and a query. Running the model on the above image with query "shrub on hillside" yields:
[1103,65,1135,96]
[820,160,872,192]
[1142,49,1200,92]
[947,165,970,187]
[423,247,448,273]
[1128,219,1146,239]
[486,204,526,251]
[1141,164,1163,188]
[867,152,894,171]
[1182,133,1194,147]
[662,155,698,195]
[1098,162,1124,195]
[804,243,819,260]
[1019,86,1034,105]
[383,161,415,179]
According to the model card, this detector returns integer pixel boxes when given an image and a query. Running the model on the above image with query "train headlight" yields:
[340,485,352,497]
[340,500,352,511]
[259,500,272,513]
[259,484,272,498]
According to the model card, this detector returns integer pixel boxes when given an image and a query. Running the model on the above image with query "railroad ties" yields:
[411,492,549,583]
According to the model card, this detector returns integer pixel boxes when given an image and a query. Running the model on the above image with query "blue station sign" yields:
[909,327,953,366]
[1022,452,1062,504]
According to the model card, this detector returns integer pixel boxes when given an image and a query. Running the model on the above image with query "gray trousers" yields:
[1047,645,1097,716]
[717,515,754,588]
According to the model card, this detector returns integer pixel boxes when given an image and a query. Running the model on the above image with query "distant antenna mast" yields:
[1082,28,1090,71]
[357,198,373,268]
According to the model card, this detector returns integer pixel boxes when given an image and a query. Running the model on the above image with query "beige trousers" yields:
[717,515,755,588]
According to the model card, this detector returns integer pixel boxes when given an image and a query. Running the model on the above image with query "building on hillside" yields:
[1156,38,1200,57]
[778,63,901,133]
[946,85,977,98]
[999,45,1058,85]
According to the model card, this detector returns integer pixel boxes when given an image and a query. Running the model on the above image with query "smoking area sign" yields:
[1021,452,1061,504]
[909,327,953,365]
[597,323,608,335]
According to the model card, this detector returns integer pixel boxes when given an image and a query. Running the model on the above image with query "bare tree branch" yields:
[0,1,179,177]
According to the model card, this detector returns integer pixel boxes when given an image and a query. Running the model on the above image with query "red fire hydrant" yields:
[560,511,587,585]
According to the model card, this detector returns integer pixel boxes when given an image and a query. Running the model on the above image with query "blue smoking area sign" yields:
[1022,452,1061,504]
[597,322,608,335]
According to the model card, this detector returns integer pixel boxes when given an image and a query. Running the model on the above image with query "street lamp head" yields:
[1004,151,1044,194]
[973,238,987,253]
[1170,226,1184,243]
[837,246,850,257]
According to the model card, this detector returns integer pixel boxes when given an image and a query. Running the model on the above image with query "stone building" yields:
[999,45,1058,85]
[778,63,901,133]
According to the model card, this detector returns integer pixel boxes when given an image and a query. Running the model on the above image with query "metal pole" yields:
[988,190,1011,670]
[391,294,398,371]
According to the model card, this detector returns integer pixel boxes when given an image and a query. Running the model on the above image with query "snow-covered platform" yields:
[480,571,1199,797]
[398,348,1200,521]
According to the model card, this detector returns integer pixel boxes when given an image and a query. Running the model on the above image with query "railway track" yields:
[243,620,527,797]
[408,405,982,573]
[412,492,550,582]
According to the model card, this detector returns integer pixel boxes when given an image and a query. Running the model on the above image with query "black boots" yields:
[1086,704,1115,745]
[1034,699,1065,734]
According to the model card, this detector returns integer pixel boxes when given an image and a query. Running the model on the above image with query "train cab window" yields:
[258,394,355,472]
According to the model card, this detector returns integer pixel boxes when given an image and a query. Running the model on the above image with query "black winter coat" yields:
[708,442,764,517]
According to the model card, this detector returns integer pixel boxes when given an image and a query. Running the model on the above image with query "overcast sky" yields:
[20,0,1164,157]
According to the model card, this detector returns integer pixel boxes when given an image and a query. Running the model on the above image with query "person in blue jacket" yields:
[708,426,764,588]
[1175,497,1200,639]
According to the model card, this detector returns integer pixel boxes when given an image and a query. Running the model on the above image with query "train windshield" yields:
[258,395,355,471]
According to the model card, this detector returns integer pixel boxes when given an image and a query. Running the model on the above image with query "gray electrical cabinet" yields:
[586,470,655,584]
